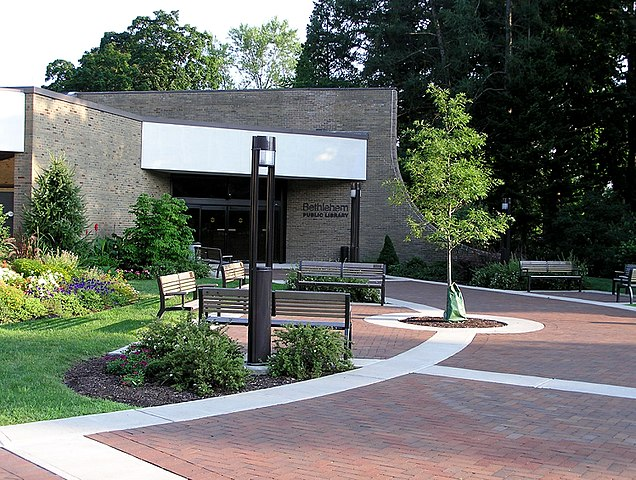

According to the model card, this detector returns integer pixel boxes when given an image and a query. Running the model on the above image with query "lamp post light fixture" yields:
[501,197,512,263]
[350,181,361,263]
[248,135,276,364]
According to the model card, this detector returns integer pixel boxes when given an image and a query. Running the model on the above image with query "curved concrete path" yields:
[1,278,635,479]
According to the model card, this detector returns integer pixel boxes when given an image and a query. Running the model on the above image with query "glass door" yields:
[200,207,227,251]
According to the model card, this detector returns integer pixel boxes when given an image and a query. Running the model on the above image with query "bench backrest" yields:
[158,271,197,296]
[298,261,343,277]
[520,260,577,274]
[198,247,224,263]
[272,290,350,320]
[299,261,386,280]
[622,264,636,275]
[199,286,249,317]
[341,262,385,280]
[199,287,350,323]
[222,261,245,285]
[627,268,636,284]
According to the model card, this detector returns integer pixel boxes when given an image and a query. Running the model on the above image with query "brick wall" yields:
[14,90,170,237]
[77,89,446,263]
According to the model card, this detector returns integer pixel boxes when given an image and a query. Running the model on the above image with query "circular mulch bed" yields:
[399,316,505,328]
[64,356,298,408]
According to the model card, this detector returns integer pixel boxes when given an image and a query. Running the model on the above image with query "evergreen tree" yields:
[22,152,87,253]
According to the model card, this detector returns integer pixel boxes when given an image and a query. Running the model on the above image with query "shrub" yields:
[390,257,447,281]
[42,250,81,278]
[0,285,48,324]
[268,325,354,380]
[284,268,380,303]
[105,346,152,387]
[119,193,197,275]
[42,292,90,318]
[0,205,14,261]
[377,235,399,266]
[471,260,525,290]
[139,318,248,395]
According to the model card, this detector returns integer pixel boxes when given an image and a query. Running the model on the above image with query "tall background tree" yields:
[228,17,302,89]
[44,10,231,92]
[298,0,636,275]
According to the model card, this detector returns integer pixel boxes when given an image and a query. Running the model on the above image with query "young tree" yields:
[389,84,510,320]
[228,17,302,89]
[22,152,87,253]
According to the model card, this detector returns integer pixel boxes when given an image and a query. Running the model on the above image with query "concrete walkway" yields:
[1,278,635,479]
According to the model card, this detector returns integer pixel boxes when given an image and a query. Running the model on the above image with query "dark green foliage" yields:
[268,325,354,380]
[471,260,525,291]
[139,318,248,395]
[377,235,399,266]
[284,270,380,303]
[22,153,87,253]
[119,193,202,276]
[390,258,447,282]
[45,10,229,92]
[299,0,636,271]
[548,191,636,277]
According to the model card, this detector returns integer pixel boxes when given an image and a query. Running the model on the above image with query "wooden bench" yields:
[198,287,352,347]
[612,264,636,295]
[615,267,636,303]
[195,246,233,277]
[221,261,246,288]
[519,260,582,292]
[157,271,198,319]
[297,260,386,305]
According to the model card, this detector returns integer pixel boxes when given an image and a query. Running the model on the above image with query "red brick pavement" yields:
[0,449,62,480]
[6,281,636,480]
[91,373,636,479]
[385,281,636,387]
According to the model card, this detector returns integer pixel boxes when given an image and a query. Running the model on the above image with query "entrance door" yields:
[187,204,283,263]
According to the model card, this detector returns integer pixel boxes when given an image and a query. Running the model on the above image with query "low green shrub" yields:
[0,285,48,324]
[42,292,90,318]
[390,257,447,281]
[284,269,379,303]
[105,346,152,387]
[138,318,248,395]
[470,260,525,290]
[268,325,354,380]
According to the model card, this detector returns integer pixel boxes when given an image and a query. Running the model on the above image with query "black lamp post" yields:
[350,182,361,263]
[248,135,276,364]
[501,197,511,263]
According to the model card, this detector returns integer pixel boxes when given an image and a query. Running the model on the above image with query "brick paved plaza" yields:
[1,278,635,479]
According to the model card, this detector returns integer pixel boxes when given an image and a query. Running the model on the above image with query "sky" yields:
[1,0,315,88]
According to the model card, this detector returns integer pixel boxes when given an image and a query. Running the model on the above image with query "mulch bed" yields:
[400,316,505,328]
[64,356,297,408]
[65,317,504,408]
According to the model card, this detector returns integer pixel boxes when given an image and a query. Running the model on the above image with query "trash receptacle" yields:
[339,245,349,263]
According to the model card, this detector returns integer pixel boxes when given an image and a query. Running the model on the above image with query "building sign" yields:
[302,202,349,219]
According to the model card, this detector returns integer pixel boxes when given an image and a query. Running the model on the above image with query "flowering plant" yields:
[24,271,63,298]
[105,346,153,386]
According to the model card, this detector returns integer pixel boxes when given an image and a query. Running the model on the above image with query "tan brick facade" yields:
[13,89,170,237]
[75,89,444,263]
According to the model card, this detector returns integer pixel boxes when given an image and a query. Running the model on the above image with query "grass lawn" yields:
[583,277,612,292]
[0,278,222,426]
